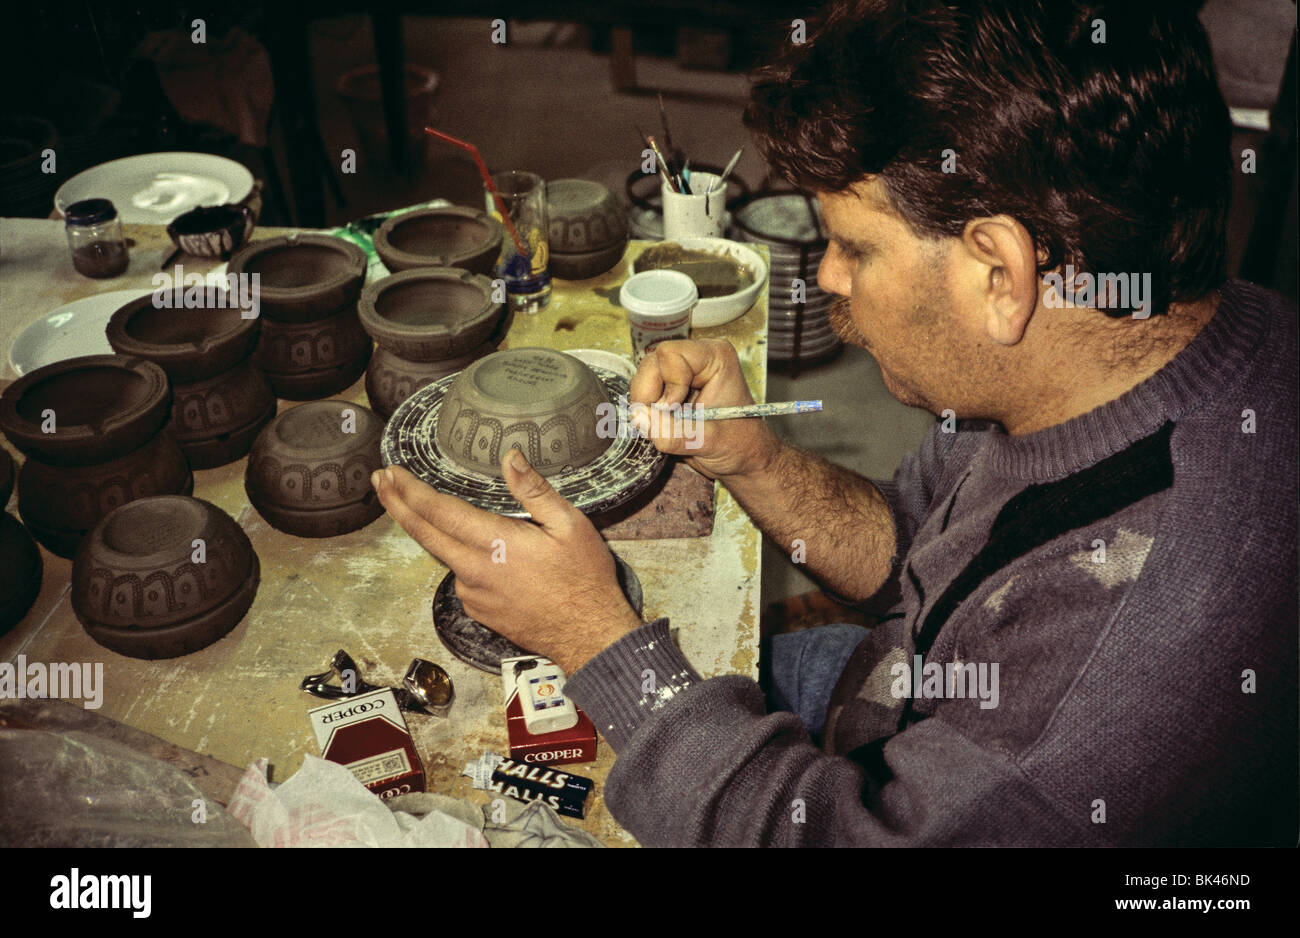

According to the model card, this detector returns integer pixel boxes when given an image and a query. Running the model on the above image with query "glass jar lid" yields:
[65,198,118,226]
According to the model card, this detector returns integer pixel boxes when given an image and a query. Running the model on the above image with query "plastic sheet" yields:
[0,728,255,847]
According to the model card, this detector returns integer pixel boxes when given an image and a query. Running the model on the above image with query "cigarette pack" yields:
[308,687,426,799]
[501,655,597,765]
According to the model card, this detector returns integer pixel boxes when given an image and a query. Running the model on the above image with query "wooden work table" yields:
[0,217,768,846]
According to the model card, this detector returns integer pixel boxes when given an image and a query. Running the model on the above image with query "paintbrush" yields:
[707,147,744,195]
[636,124,677,193]
[650,400,823,420]
[646,134,679,193]
[658,92,676,160]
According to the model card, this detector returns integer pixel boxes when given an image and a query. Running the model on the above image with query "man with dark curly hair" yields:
[374,0,1297,845]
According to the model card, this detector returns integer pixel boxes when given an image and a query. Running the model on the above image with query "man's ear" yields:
[958,216,1039,346]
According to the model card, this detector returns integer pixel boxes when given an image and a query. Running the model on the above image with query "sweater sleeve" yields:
[565,619,1103,847]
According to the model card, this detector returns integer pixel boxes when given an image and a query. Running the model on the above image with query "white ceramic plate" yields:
[564,348,636,381]
[629,237,768,330]
[55,152,254,224]
[8,289,151,375]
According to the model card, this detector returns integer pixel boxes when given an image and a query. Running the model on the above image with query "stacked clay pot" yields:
[107,291,275,469]
[1,447,43,635]
[228,233,371,400]
[358,267,504,419]
[373,206,503,275]
[245,400,385,537]
[71,495,259,659]
[547,179,629,280]
[0,355,194,558]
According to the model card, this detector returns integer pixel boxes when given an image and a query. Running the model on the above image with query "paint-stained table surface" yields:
[0,218,768,846]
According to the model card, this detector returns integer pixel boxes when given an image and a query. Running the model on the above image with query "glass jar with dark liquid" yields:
[65,198,129,278]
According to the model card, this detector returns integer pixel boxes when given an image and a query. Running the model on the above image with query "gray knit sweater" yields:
[566,279,1298,846]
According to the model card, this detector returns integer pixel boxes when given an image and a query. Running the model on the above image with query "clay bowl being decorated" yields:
[365,342,494,420]
[228,233,367,322]
[0,355,171,467]
[358,267,503,361]
[72,496,259,659]
[374,206,504,276]
[547,179,628,254]
[165,203,255,259]
[383,349,667,518]
[435,347,613,479]
[107,290,260,383]
[245,400,384,537]
[17,431,194,558]
[0,512,42,635]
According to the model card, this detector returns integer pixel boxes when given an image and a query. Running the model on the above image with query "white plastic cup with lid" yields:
[620,269,698,362]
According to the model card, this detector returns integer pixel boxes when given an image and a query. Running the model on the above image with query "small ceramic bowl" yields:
[549,240,627,281]
[18,432,194,558]
[358,267,503,361]
[435,347,614,479]
[228,233,367,323]
[629,237,768,329]
[374,207,504,276]
[107,290,260,383]
[547,179,628,253]
[72,496,259,658]
[166,203,255,259]
[0,355,171,467]
[365,342,494,420]
[245,400,385,537]
[261,354,371,402]
[0,512,42,635]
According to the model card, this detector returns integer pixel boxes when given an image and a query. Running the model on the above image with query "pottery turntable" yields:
[382,346,664,671]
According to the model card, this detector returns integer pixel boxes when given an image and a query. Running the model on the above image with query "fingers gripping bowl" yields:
[380,347,667,518]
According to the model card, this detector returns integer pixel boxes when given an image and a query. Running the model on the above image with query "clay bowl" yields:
[435,347,613,479]
[366,342,494,420]
[0,512,42,635]
[547,178,628,254]
[72,496,259,659]
[0,355,171,467]
[1,447,13,506]
[373,207,503,275]
[358,267,503,361]
[549,240,627,281]
[107,290,261,383]
[255,304,372,373]
[169,359,276,468]
[228,233,367,323]
[245,400,385,537]
[18,431,194,558]
[166,203,255,259]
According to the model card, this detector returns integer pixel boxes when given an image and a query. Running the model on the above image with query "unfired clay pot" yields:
[228,233,367,322]
[365,342,493,420]
[435,347,613,479]
[0,355,171,466]
[72,496,259,659]
[168,358,277,469]
[255,305,372,400]
[107,292,260,383]
[0,447,13,507]
[373,206,503,275]
[358,267,503,361]
[17,431,194,558]
[245,400,384,537]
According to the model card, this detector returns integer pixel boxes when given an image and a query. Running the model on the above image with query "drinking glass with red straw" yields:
[423,127,528,255]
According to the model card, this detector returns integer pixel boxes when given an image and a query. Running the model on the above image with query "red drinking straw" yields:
[424,126,528,255]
